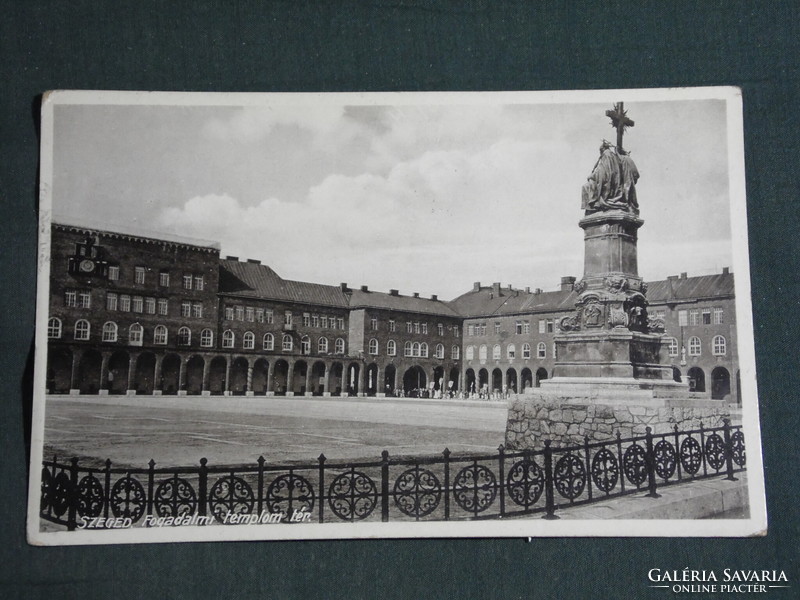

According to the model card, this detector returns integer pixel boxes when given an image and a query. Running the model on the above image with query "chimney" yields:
[560,276,576,291]
[430,294,438,301]
[246,258,261,264]
[226,255,239,261]
[340,282,349,292]
[722,267,730,275]
[492,282,501,295]
[413,292,419,298]
[680,272,687,279]
[507,284,513,290]
[525,286,531,293]
[360,285,369,292]
[534,288,542,295]
[473,281,481,292]
[390,289,399,296]
[667,275,678,281]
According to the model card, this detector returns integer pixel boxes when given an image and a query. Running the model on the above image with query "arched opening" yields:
[134,352,156,394]
[329,362,343,395]
[252,358,269,394]
[505,368,518,395]
[491,368,502,394]
[186,355,204,395]
[273,360,289,395]
[687,367,706,393]
[230,357,249,395]
[78,350,102,394]
[365,363,379,395]
[209,356,227,395]
[535,367,548,387]
[448,367,459,394]
[711,367,731,400]
[403,366,427,397]
[672,366,682,383]
[384,364,397,395]
[521,367,533,393]
[292,360,308,395]
[161,354,181,395]
[311,361,326,395]
[47,348,72,393]
[107,351,130,395]
[478,368,489,393]
[346,363,360,396]
[465,368,476,395]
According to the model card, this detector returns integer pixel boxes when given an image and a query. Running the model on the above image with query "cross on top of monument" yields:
[605,102,634,153]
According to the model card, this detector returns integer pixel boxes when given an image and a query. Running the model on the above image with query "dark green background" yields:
[2,2,798,598]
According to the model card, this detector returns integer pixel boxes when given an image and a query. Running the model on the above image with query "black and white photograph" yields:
[28,88,765,545]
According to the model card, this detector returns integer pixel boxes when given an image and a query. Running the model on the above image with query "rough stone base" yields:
[506,388,740,451]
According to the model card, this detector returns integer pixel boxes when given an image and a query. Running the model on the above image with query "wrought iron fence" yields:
[40,419,745,530]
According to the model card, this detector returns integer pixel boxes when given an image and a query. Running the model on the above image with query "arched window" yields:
[452,345,460,360]
[387,340,396,356]
[712,335,727,356]
[368,338,379,355]
[200,329,213,348]
[404,341,413,357]
[263,332,274,351]
[479,344,487,361]
[282,334,293,352]
[421,343,428,358]
[666,337,679,357]
[493,344,501,360]
[74,319,90,341]
[177,326,191,346]
[537,342,546,358]
[335,338,345,354]
[243,331,255,350]
[435,343,444,359]
[688,336,701,356]
[102,321,118,342]
[522,343,531,359]
[129,323,143,346]
[412,342,421,357]
[222,329,234,348]
[318,337,329,353]
[507,344,516,359]
[300,336,311,354]
[47,317,62,339]
[154,325,168,345]
[465,345,474,360]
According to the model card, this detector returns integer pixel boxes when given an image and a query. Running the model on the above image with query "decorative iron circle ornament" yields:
[154,475,197,518]
[506,459,545,507]
[77,473,105,518]
[679,436,703,475]
[653,440,677,480]
[553,453,587,500]
[210,475,256,522]
[393,466,441,519]
[453,463,497,514]
[40,468,53,513]
[51,471,72,517]
[110,475,146,522]
[591,448,619,493]
[705,433,726,471]
[731,430,746,467]
[623,443,648,487]
[265,473,314,520]
[327,470,378,521]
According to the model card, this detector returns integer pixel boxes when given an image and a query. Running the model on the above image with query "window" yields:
[256,309,265,323]
[132,296,143,313]
[300,336,311,354]
[451,345,460,360]
[688,336,701,356]
[77,292,90,308]
[678,310,688,326]
[370,318,377,331]
[689,310,699,326]
[312,315,319,327]
[465,345,474,360]
[335,338,345,354]
[181,301,191,318]
[437,323,444,336]
[282,334,293,352]
[154,325,168,345]
[421,323,428,334]
[414,322,420,334]
[159,271,170,287]
[412,342,421,357]
[236,306,244,321]
[523,322,530,335]
[369,338,379,355]
[321,316,328,328]
[478,323,486,336]
[468,324,475,337]
[47,317,62,339]
[495,322,501,334]
[507,344,516,359]
[243,331,255,350]
[453,326,459,337]
[222,330,234,348]
[493,344,501,360]
[246,307,254,322]
[177,327,191,346]
[145,297,156,314]
[192,303,203,318]
[387,340,396,356]
[129,323,143,346]
[194,275,204,291]
[337,318,344,330]
[522,343,531,359]
[404,341,413,357]
[435,343,444,359]
[183,274,193,290]
[389,320,395,332]
[407,322,413,333]
[120,295,131,312]
[225,306,234,321]
[515,321,522,335]
[479,345,487,361]
[713,307,724,325]
[284,311,292,327]
[667,337,679,357]
[158,298,168,316]
[303,313,311,327]
[263,333,274,351]
[102,321,118,342]
[200,329,213,348]
[106,293,118,311]
[318,337,329,353]
[108,265,119,281]
[702,309,711,325]
[538,320,546,334]
[712,335,727,356]
[537,342,546,358]
[134,266,145,285]
[546,320,554,333]
[266,310,274,324]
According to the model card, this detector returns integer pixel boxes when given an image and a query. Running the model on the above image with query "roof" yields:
[348,289,460,317]
[52,220,220,252]
[646,272,735,304]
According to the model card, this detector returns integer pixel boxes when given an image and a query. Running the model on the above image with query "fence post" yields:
[722,418,738,481]
[381,450,389,522]
[645,427,661,498]
[443,448,451,521]
[146,459,155,522]
[497,445,505,517]
[198,458,208,518]
[257,456,265,517]
[67,457,79,531]
[583,437,593,502]
[318,453,326,523]
[103,459,112,519]
[542,441,559,520]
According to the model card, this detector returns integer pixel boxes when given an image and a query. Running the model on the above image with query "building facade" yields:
[46,223,740,401]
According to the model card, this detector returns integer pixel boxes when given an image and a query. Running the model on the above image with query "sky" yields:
[50,93,735,300]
